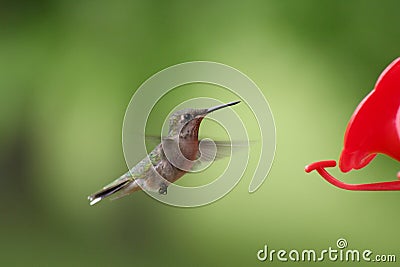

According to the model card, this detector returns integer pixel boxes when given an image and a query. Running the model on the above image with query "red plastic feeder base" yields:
[305,160,400,191]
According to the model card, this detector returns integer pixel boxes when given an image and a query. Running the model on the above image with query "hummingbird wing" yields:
[145,135,249,171]
[146,135,237,161]
[191,140,249,172]
[198,140,232,160]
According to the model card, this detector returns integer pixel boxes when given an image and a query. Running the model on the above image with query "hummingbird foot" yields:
[158,183,168,195]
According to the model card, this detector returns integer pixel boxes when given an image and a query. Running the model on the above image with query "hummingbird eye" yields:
[183,114,192,120]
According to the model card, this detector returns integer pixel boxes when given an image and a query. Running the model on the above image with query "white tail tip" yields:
[89,197,102,206]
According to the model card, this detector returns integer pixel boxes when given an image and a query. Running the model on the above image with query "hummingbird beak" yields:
[205,100,241,115]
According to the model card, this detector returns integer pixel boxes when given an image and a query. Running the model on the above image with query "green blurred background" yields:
[2,0,400,266]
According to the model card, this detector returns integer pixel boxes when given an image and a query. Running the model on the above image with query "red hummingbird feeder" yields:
[305,58,400,190]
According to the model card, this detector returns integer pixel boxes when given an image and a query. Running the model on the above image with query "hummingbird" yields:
[88,100,241,205]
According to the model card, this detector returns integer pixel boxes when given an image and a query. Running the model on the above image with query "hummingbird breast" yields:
[179,137,200,161]
[158,119,202,184]
[158,137,199,183]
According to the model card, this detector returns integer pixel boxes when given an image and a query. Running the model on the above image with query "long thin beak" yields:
[206,100,241,114]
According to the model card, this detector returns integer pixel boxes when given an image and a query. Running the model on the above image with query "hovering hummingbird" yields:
[88,100,241,205]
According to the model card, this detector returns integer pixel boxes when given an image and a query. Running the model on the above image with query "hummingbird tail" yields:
[88,180,131,206]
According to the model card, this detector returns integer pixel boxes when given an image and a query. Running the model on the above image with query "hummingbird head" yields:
[168,101,241,138]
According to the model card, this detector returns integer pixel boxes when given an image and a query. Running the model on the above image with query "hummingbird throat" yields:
[178,118,202,140]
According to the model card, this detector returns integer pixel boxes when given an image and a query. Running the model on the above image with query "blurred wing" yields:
[146,135,250,171]
[191,140,249,171]
[198,140,232,160]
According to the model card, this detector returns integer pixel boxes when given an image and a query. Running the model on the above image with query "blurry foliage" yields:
[1,1,400,266]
